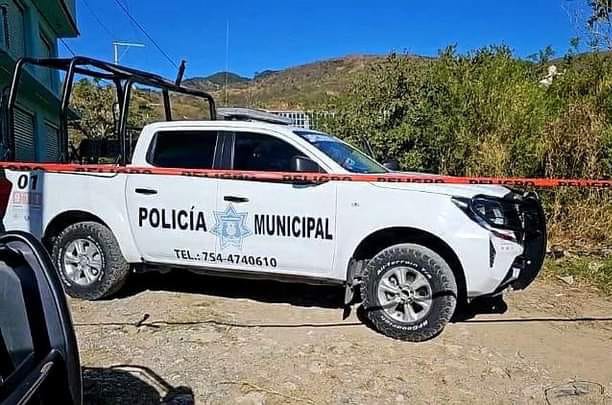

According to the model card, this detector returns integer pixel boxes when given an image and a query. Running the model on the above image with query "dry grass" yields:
[543,257,612,294]
[546,191,612,253]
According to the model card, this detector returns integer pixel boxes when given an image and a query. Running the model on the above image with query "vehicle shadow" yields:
[452,295,509,322]
[453,295,612,324]
[82,364,193,405]
[115,272,612,327]
[117,270,346,309]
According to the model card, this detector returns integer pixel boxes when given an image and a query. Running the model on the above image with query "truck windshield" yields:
[295,131,387,174]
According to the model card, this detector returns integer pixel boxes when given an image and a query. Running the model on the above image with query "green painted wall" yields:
[0,0,76,161]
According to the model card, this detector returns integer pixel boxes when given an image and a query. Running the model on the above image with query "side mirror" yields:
[383,159,399,171]
[0,232,82,404]
[291,155,321,172]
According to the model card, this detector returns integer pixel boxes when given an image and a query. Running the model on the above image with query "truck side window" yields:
[149,130,218,169]
[233,132,302,171]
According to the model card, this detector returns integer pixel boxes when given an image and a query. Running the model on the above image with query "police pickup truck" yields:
[1,116,547,341]
[1,57,546,341]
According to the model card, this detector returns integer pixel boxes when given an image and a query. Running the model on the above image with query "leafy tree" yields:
[69,79,116,141]
[68,79,156,143]
[565,0,612,50]
[588,0,612,28]
[587,0,612,49]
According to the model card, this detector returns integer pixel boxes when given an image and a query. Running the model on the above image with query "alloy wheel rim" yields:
[377,266,433,323]
[62,238,103,286]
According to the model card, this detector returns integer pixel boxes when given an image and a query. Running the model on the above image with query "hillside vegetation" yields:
[184,55,385,109]
[182,72,250,91]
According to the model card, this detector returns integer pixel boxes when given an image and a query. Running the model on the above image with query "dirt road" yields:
[71,272,612,404]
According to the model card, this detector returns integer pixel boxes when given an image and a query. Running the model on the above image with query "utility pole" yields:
[224,19,229,106]
[112,41,145,64]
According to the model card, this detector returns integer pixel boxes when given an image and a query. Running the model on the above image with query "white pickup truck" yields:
[2,118,547,341]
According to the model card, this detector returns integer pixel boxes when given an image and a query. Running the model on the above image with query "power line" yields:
[60,38,76,56]
[110,0,178,69]
[80,0,115,39]
[122,0,140,40]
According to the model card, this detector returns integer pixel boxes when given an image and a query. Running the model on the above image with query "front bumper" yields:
[488,192,547,294]
[510,192,547,290]
[451,191,548,297]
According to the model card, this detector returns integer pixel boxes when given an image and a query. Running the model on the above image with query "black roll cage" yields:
[1,56,217,165]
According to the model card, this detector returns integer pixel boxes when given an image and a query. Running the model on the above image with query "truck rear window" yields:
[149,130,218,169]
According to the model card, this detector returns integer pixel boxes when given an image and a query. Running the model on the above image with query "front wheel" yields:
[361,243,457,342]
[52,221,130,300]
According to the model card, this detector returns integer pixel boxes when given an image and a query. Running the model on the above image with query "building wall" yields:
[0,0,69,162]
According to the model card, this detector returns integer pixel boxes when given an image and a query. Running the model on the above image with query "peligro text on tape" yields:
[0,161,610,189]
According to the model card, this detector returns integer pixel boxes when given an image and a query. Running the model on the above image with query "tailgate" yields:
[2,170,43,235]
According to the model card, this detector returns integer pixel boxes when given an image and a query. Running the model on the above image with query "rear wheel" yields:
[361,243,457,342]
[52,221,130,300]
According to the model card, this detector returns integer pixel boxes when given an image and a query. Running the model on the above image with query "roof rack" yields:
[1,56,217,165]
[217,107,293,125]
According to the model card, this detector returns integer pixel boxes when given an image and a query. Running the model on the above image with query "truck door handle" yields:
[224,195,249,203]
[135,188,158,195]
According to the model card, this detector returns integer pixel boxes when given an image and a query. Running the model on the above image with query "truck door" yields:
[126,129,220,266]
[213,131,337,278]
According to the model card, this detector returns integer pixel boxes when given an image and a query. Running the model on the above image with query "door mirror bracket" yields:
[290,155,322,173]
[383,159,399,171]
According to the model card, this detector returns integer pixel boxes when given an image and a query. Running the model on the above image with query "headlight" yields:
[471,197,507,227]
[452,195,523,241]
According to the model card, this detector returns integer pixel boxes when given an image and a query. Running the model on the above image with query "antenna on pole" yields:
[111,41,145,127]
[112,41,145,64]
[224,19,230,106]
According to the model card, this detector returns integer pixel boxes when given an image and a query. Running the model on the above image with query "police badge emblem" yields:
[211,204,252,250]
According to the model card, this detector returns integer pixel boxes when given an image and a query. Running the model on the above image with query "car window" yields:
[295,131,388,174]
[149,130,218,169]
[233,132,303,172]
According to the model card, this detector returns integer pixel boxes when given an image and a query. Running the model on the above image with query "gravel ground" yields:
[70,272,612,404]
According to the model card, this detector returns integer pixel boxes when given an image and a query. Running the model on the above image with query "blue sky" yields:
[61,0,586,79]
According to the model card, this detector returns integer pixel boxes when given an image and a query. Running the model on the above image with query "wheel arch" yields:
[349,227,467,304]
[43,210,109,248]
[42,210,142,263]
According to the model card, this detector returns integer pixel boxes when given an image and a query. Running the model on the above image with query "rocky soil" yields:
[71,272,612,404]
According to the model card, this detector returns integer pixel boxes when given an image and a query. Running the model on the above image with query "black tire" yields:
[52,221,130,300]
[360,243,457,342]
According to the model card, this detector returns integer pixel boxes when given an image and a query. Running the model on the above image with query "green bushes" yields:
[320,46,612,249]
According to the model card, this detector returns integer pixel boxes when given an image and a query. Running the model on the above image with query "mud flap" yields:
[511,193,547,290]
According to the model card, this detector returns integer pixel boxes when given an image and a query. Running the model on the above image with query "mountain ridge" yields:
[182,71,250,91]
[182,54,386,108]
